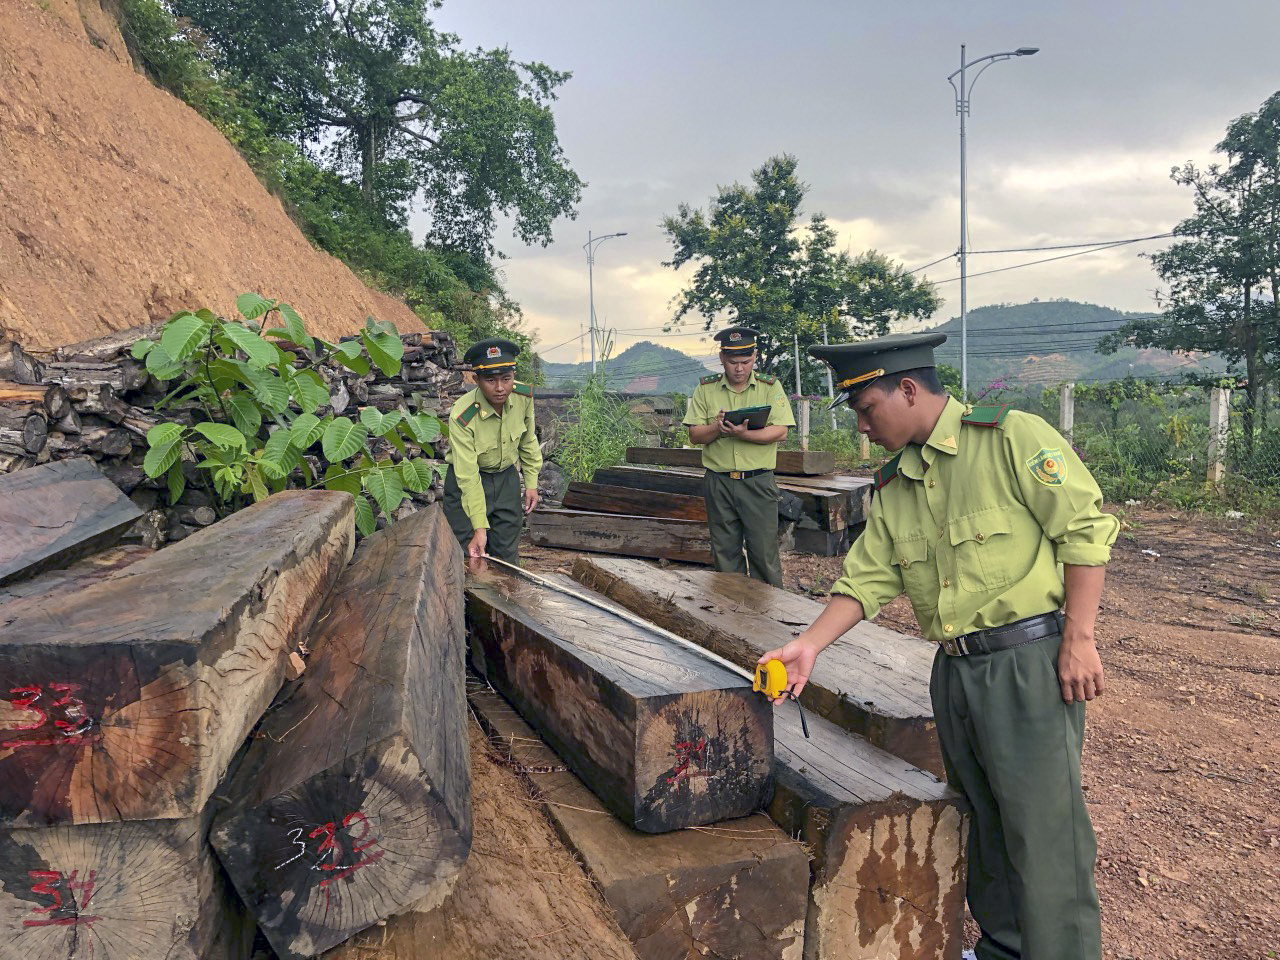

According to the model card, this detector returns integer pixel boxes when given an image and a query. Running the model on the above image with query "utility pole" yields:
[584,231,628,375]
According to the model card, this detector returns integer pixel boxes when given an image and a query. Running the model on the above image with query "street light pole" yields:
[948,44,1038,400]
[584,230,628,374]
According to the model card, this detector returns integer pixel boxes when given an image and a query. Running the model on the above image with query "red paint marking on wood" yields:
[666,738,710,784]
[3,683,97,749]
[22,869,100,928]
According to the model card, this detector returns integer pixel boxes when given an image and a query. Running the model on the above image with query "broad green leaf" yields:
[289,412,325,449]
[289,370,328,414]
[278,303,314,350]
[353,494,377,536]
[160,312,211,362]
[400,458,433,493]
[361,328,403,377]
[323,463,362,495]
[145,341,184,381]
[378,410,404,436]
[212,464,241,500]
[130,338,155,360]
[404,413,443,445]
[428,460,450,482]
[321,417,368,462]
[358,406,384,435]
[236,292,276,321]
[262,427,293,466]
[219,323,277,369]
[166,462,186,505]
[193,422,248,450]
[244,463,270,502]
[363,466,405,518]
[231,362,290,413]
[333,340,370,375]
[225,392,263,438]
[143,422,185,478]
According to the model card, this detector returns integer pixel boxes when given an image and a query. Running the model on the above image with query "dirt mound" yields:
[0,0,421,349]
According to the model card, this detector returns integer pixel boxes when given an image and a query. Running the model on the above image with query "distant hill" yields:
[927,300,1223,387]
[540,341,714,394]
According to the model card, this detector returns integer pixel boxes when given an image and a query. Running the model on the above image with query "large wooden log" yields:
[527,507,713,564]
[0,344,43,385]
[466,567,772,832]
[770,709,966,960]
[469,686,808,960]
[572,557,942,777]
[210,506,469,960]
[627,446,836,476]
[0,382,69,420]
[0,491,354,826]
[0,812,252,960]
[594,465,865,532]
[0,458,143,586]
[562,481,708,522]
[0,546,151,606]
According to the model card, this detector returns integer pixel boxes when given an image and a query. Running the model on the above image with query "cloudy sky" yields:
[421,0,1280,368]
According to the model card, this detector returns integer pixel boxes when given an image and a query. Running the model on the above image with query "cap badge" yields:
[729,332,741,341]
[486,346,501,359]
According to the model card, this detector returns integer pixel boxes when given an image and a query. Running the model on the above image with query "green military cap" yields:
[465,337,521,373]
[714,326,760,354]
[809,332,947,409]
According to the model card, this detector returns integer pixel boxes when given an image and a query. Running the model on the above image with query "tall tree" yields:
[1101,91,1280,444]
[173,0,583,260]
[662,156,940,392]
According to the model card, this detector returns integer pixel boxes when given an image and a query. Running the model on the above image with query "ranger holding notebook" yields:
[683,326,795,586]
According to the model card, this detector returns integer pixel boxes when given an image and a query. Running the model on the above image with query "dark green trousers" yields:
[443,465,522,564]
[701,469,783,587]
[931,634,1101,960]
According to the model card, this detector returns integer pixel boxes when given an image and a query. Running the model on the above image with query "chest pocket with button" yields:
[948,506,1014,592]
[890,534,933,596]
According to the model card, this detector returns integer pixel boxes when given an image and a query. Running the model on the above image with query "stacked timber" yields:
[470,685,809,960]
[627,445,836,476]
[565,559,967,959]
[211,506,470,960]
[571,555,942,777]
[0,491,355,960]
[0,328,461,545]
[465,565,773,832]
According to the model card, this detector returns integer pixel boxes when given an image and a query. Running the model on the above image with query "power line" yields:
[968,233,1175,255]
[929,237,1162,286]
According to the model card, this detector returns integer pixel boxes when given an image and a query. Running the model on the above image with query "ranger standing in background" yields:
[760,331,1117,960]
[443,338,541,563]
[683,326,795,586]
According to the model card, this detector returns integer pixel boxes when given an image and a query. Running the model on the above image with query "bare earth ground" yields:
[525,505,1280,960]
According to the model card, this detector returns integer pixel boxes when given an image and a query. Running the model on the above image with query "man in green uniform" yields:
[683,326,795,587]
[759,332,1117,960]
[443,338,541,563]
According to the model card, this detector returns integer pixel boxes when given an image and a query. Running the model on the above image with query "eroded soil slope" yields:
[0,0,422,348]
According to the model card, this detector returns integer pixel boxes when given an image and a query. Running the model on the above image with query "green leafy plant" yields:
[134,293,447,535]
[554,370,644,482]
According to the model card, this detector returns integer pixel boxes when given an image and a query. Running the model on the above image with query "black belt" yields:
[940,611,1064,657]
[710,468,771,480]
[479,465,517,475]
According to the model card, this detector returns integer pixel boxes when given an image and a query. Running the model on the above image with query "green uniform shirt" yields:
[831,395,1119,644]
[446,384,542,529]
[683,371,795,472]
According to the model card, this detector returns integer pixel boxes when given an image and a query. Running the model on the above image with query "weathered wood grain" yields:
[0,546,151,606]
[0,459,143,586]
[769,709,966,960]
[0,811,251,960]
[466,567,772,832]
[210,506,469,960]
[469,686,808,960]
[571,557,942,777]
[526,508,713,564]
[0,490,354,826]
[562,482,709,522]
[626,447,836,476]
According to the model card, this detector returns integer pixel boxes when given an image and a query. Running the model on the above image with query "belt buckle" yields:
[729,470,744,480]
[942,635,969,656]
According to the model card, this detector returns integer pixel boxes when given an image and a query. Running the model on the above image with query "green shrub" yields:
[554,373,643,483]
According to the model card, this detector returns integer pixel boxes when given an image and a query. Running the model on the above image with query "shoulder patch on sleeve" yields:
[756,373,777,385]
[962,403,1012,427]
[455,402,480,426]
[513,381,533,398]
[874,452,903,490]
[699,373,721,385]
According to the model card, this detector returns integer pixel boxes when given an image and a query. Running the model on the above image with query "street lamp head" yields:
[1015,47,1039,56]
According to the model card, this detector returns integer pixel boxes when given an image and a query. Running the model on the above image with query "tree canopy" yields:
[1101,91,1280,440]
[662,156,940,392]
[172,0,583,260]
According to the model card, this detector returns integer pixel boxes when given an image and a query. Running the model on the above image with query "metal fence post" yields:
[799,398,810,451]
[1208,386,1231,491]
[1059,382,1075,441]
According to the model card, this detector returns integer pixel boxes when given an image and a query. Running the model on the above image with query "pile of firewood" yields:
[0,327,465,545]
